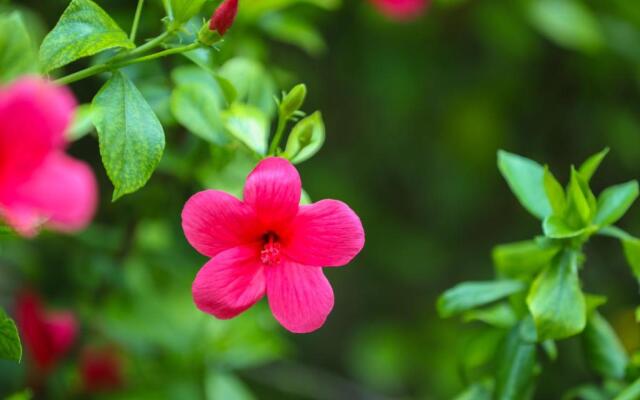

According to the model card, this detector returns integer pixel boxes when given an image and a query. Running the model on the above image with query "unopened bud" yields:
[283,111,325,164]
[280,84,307,119]
[209,0,238,36]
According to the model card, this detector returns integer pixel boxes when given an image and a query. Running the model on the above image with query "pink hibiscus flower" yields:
[0,77,97,237]
[182,157,365,333]
[16,291,78,373]
[370,0,429,21]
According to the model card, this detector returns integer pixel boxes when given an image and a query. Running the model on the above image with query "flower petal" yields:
[192,245,266,319]
[243,157,301,229]
[182,190,261,257]
[285,200,365,267]
[266,260,334,333]
[1,153,97,236]
[0,77,75,186]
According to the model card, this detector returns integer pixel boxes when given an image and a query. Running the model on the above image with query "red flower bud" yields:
[15,290,77,374]
[209,0,239,36]
[80,346,124,393]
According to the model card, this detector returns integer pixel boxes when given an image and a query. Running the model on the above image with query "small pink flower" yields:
[0,77,97,237]
[182,157,365,333]
[16,291,78,373]
[209,0,239,36]
[370,0,429,21]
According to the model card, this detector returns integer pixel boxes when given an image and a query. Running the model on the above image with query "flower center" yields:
[260,232,281,266]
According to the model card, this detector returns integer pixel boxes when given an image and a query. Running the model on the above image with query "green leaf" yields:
[219,58,277,117]
[622,238,640,283]
[542,340,557,361]
[454,381,493,400]
[542,215,589,239]
[0,308,21,362]
[283,111,325,164]
[563,385,609,400]
[494,319,537,400]
[463,302,518,328]
[565,167,594,227]
[92,72,165,200]
[597,226,640,283]
[437,280,525,318]
[544,166,565,215]
[582,311,628,380]
[527,249,586,340]
[170,0,207,23]
[578,148,609,183]
[39,0,134,72]
[260,14,327,56]
[585,293,608,315]
[493,240,559,278]
[5,390,33,400]
[67,104,95,141]
[206,371,256,400]
[528,0,604,54]
[497,150,551,219]
[594,181,639,227]
[223,104,269,155]
[0,12,37,83]
[614,378,640,400]
[171,84,227,145]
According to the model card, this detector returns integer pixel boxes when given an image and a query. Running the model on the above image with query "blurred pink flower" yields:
[370,0,429,21]
[209,0,238,36]
[16,291,77,373]
[0,77,97,237]
[80,346,124,393]
[182,157,365,333]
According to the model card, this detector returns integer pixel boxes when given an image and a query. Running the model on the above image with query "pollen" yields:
[260,232,282,265]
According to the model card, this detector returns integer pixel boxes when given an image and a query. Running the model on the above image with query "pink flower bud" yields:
[209,0,238,36]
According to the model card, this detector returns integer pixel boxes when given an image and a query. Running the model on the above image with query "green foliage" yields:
[283,111,325,164]
[527,249,586,340]
[494,319,537,400]
[92,71,166,200]
[593,181,639,227]
[0,308,21,363]
[260,14,326,56]
[39,0,134,72]
[578,148,609,183]
[528,0,604,53]
[442,149,640,398]
[223,104,270,155]
[219,58,277,117]
[171,83,227,144]
[497,150,550,219]
[615,378,640,400]
[0,12,36,83]
[206,371,256,400]
[67,104,96,141]
[493,240,559,279]
[437,280,525,318]
[582,311,628,380]
[170,0,207,24]
[543,167,565,215]
[279,83,307,119]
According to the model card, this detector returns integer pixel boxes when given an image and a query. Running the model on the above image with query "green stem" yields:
[162,0,174,20]
[55,63,112,86]
[268,113,287,155]
[113,30,172,63]
[130,0,145,43]
[119,42,200,66]
[55,42,201,85]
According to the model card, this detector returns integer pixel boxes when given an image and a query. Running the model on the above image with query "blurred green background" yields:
[2,0,640,398]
